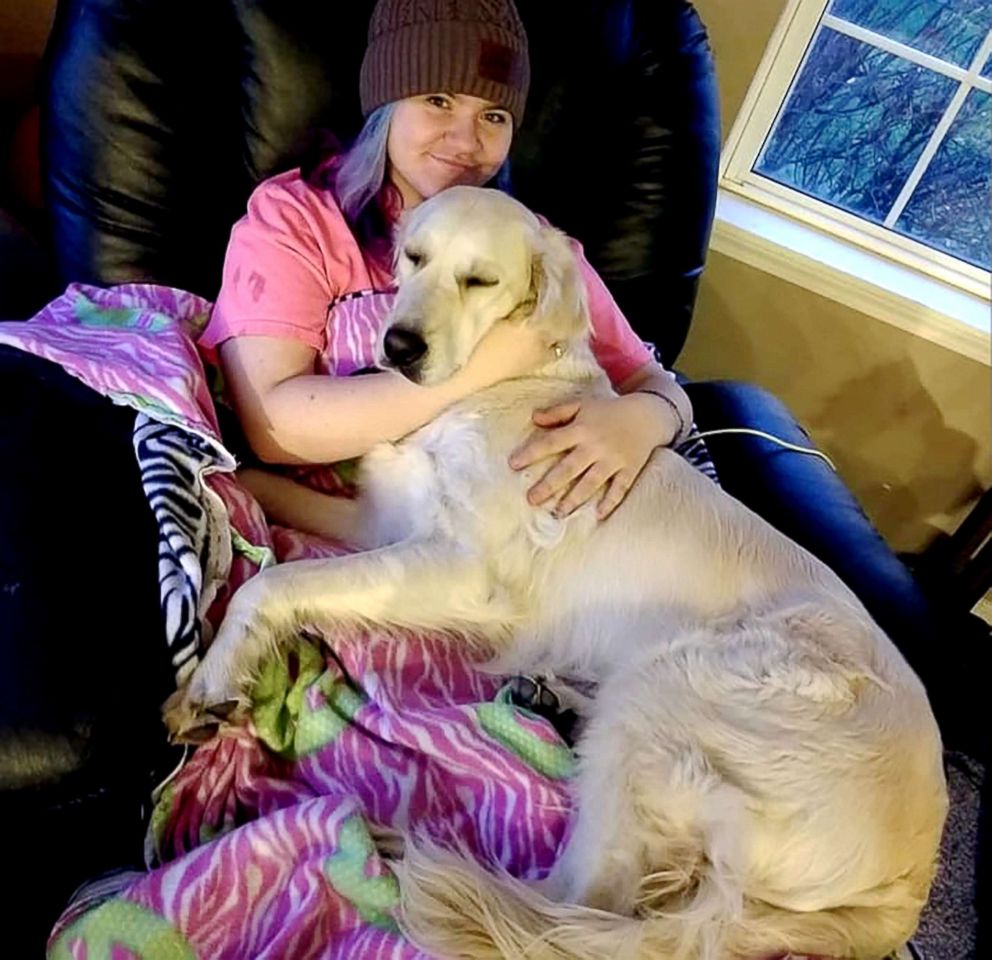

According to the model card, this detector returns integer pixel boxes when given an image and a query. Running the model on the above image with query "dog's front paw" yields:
[161,576,285,742]
[161,669,248,744]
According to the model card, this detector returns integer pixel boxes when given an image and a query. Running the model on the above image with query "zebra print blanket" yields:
[132,416,235,685]
[1,284,733,960]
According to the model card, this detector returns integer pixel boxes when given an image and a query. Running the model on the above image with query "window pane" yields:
[896,90,991,268]
[755,29,958,224]
[829,0,992,69]
[982,53,992,77]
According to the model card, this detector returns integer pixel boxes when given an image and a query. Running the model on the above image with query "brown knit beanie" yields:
[360,0,531,125]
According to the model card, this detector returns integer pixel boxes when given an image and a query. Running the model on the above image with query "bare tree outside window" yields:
[755,0,992,269]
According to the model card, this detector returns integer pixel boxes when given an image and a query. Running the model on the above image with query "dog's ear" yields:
[529,225,590,341]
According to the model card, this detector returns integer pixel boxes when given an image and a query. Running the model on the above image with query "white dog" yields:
[167,186,947,959]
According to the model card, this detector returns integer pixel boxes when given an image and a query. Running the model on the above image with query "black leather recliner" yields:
[0,0,976,954]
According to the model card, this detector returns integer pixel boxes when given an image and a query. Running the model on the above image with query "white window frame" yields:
[720,0,992,302]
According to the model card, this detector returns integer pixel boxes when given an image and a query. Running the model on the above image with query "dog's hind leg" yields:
[545,672,748,957]
[542,737,646,916]
[172,539,512,729]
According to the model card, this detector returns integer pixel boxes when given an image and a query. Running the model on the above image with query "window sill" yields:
[710,188,990,365]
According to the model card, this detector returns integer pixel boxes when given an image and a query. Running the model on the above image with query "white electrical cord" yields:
[680,427,837,472]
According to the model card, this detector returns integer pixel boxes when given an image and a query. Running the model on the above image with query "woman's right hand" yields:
[457,321,553,392]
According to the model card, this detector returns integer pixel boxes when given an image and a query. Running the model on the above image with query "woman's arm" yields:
[237,466,367,542]
[221,322,552,464]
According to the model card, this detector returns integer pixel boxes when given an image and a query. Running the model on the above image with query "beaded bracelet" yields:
[637,389,690,446]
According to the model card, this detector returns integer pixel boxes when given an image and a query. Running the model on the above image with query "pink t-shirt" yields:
[201,169,653,386]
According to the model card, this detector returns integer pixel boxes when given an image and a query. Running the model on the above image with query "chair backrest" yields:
[40,0,719,366]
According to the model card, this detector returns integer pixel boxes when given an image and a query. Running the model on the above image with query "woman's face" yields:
[386,93,514,209]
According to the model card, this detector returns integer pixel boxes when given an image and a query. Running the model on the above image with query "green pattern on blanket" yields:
[477,698,575,780]
[73,291,210,336]
[231,529,276,569]
[330,457,360,486]
[252,640,369,759]
[74,295,172,332]
[108,391,189,425]
[149,782,176,855]
[323,816,400,931]
[49,899,197,960]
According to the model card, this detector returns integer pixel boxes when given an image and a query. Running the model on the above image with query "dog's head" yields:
[377,186,589,385]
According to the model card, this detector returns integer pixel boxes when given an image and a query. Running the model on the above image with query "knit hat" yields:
[360,0,531,125]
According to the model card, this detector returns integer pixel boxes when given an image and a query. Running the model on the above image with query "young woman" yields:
[203,0,693,525]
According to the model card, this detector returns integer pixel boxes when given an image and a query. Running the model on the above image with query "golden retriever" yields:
[167,186,947,959]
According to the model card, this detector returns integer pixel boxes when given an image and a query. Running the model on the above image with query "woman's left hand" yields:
[508,393,679,520]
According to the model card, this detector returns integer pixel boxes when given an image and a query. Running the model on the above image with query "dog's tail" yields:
[396,839,917,960]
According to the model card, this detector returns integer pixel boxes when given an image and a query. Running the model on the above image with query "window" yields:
[722,0,992,298]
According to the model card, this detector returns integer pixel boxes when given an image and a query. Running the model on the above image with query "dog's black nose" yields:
[383,326,428,368]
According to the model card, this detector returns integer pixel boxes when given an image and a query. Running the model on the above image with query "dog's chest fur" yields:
[357,374,608,560]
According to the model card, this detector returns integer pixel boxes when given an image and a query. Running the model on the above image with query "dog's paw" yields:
[161,684,216,743]
[161,677,247,744]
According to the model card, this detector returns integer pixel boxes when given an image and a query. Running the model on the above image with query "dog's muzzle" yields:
[381,325,428,379]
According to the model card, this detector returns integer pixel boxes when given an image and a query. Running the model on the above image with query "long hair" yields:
[304,104,513,267]
[333,103,398,228]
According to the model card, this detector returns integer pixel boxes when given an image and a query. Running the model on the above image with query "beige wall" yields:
[695,0,786,147]
[681,254,991,553]
[687,1,990,553]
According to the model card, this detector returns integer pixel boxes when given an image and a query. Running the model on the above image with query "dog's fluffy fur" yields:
[166,187,948,959]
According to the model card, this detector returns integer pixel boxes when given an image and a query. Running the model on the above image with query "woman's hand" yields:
[508,392,681,520]
[455,321,554,392]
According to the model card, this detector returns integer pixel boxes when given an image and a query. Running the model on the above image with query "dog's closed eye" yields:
[404,249,425,268]
[461,275,499,289]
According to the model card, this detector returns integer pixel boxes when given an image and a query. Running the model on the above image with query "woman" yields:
[203,0,693,527]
